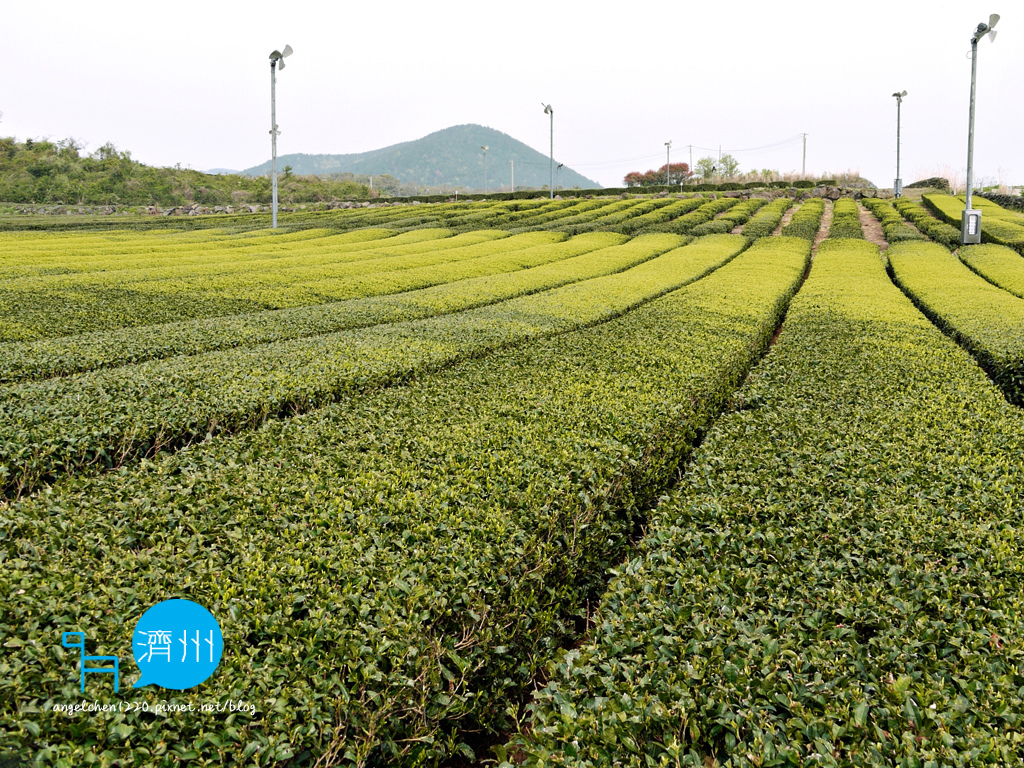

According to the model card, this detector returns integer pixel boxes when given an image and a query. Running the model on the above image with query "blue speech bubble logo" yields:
[132,599,223,690]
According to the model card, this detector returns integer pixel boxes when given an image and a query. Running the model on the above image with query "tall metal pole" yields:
[802,133,807,177]
[665,141,672,186]
[270,59,279,229]
[963,15,999,244]
[896,97,901,196]
[893,91,906,197]
[543,104,554,199]
[965,35,979,213]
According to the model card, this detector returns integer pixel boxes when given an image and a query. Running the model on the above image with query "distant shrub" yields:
[907,176,951,191]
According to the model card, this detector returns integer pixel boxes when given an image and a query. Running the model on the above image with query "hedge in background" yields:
[888,240,1024,404]
[0,237,811,766]
[0,233,635,384]
[515,237,1024,766]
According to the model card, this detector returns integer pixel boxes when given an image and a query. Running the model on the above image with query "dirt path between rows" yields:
[812,200,834,255]
[859,202,889,251]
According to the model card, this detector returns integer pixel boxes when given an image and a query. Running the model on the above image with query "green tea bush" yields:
[959,242,1024,298]
[893,198,960,248]
[1,234,762,498]
[516,237,1024,766]
[779,198,824,240]
[861,198,926,244]
[740,197,792,238]
[827,198,864,239]
[888,240,1024,404]
[0,233,634,383]
[0,237,810,766]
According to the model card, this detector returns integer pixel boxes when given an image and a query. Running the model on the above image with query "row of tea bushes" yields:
[888,240,1024,405]
[959,242,1024,298]
[669,198,741,235]
[615,198,708,233]
[861,198,927,244]
[515,237,1024,766]
[690,198,768,237]
[740,197,793,239]
[923,193,1024,253]
[1,238,812,766]
[0,234,748,499]
[827,198,864,239]
[780,198,824,240]
[0,233,637,384]
[893,198,960,248]
[0,227,397,283]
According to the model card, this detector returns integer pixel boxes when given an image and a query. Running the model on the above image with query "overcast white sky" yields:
[3,1,1020,189]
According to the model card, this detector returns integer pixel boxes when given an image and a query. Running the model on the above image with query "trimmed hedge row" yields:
[0,233,636,384]
[779,198,824,240]
[826,198,864,239]
[861,198,927,244]
[925,194,1024,253]
[516,237,1024,766]
[0,234,756,499]
[893,198,960,248]
[0,237,812,766]
[740,198,793,239]
[690,198,769,237]
[959,243,1024,298]
[888,240,1024,404]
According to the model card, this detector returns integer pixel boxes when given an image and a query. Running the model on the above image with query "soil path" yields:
[812,199,834,255]
[859,202,889,251]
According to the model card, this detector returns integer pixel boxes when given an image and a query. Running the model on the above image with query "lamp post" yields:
[481,145,488,194]
[963,14,1000,244]
[542,103,554,199]
[269,44,293,229]
[892,90,906,198]
[664,140,672,186]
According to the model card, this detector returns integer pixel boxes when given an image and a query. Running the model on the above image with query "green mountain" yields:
[242,124,601,192]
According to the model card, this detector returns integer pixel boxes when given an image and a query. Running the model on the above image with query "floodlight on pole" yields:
[665,141,672,186]
[542,103,554,199]
[269,44,293,229]
[481,145,489,194]
[892,90,907,197]
[963,13,999,244]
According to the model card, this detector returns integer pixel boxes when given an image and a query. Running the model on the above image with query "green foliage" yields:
[0,138,369,206]
[516,237,1024,766]
[894,197,960,248]
[827,198,864,239]
[0,234,807,766]
[920,192,1024,252]
[740,197,793,238]
[780,198,824,240]
[888,240,1024,404]
[905,176,951,191]
[959,243,1024,298]
[861,197,926,244]
[0,233,762,499]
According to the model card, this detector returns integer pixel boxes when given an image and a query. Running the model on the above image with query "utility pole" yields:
[510,160,514,193]
[665,140,672,186]
[802,133,807,177]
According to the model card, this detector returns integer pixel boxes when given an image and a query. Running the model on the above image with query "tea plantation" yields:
[2,192,1023,767]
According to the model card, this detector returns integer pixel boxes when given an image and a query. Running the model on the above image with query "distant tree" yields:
[719,154,740,178]
[695,157,717,181]
[623,162,690,187]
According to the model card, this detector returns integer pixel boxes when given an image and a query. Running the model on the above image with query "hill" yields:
[0,138,370,207]
[242,124,601,192]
